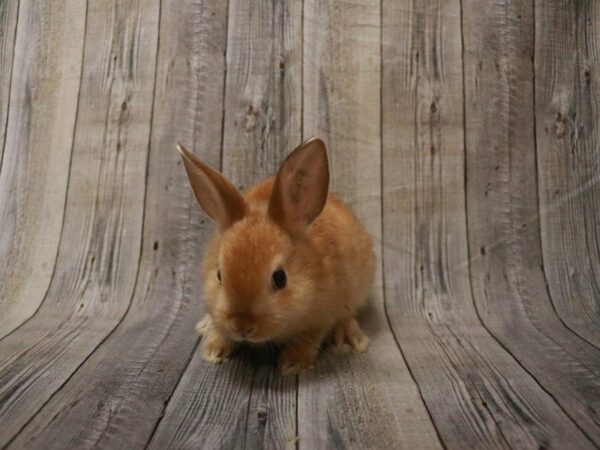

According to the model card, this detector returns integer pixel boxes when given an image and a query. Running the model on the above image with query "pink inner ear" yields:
[269,138,329,236]
[271,168,308,233]
[289,169,308,204]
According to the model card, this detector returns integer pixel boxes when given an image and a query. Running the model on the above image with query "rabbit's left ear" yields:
[177,144,246,231]
[268,137,330,236]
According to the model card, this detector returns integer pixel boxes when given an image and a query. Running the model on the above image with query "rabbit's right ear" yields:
[177,144,246,231]
[268,138,329,237]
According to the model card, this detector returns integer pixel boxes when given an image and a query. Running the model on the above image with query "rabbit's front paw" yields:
[332,317,369,354]
[201,330,235,364]
[195,314,213,336]
[278,348,315,375]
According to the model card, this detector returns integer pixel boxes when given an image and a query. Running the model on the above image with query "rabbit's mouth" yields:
[233,332,271,344]
[226,327,268,343]
[243,336,268,344]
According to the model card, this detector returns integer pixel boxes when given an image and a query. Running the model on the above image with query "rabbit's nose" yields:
[230,317,256,338]
[240,326,256,338]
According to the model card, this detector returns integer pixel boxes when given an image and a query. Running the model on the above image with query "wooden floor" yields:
[1,0,599,449]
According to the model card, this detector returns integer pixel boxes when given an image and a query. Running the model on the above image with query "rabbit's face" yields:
[204,216,315,343]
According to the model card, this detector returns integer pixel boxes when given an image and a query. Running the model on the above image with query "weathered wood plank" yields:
[6,1,230,448]
[300,1,443,449]
[149,358,255,450]
[463,0,600,444]
[148,1,301,448]
[244,352,298,449]
[1,2,599,449]
[0,0,19,170]
[0,0,85,338]
[382,1,596,448]
[222,0,303,185]
[535,0,600,349]
[0,0,158,446]
[223,1,302,445]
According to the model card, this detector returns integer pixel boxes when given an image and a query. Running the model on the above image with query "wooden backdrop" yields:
[0,0,599,449]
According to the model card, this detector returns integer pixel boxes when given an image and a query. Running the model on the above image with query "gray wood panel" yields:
[0,0,19,170]
[222,0,303,185]
[148,1,301,448]
[0,0,85,338]
[223,1,303,444]
[0,0,158,446]
[535,0,600,349]
[7,0,229,448]
[300,1,443,449]
[463,0,600,444]
[0,1,599,449]
[382,1,596,449]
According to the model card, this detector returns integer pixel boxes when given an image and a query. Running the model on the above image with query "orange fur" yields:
[181,139,375,374]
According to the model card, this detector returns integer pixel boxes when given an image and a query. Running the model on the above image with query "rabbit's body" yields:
[179,139,375,374]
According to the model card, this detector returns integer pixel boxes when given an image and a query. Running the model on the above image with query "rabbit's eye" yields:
[217,270,222,283]
[271,269,287,290]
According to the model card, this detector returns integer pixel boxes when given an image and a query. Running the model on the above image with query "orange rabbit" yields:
[178,138,375,375]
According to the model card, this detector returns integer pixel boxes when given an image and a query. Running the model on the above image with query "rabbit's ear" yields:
[269,138,330,236]
[177,144,246,231]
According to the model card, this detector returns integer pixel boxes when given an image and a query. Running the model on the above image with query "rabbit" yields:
[178,137,375,375]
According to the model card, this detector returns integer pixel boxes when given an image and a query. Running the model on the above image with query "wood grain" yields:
[0,1,599,449]
[0,0,19,170]
[535,0,600,349]
[0,0,158,446]
[229,2,303,444]
[382,0,596,448]
[463,0,600,444]
[7,1,229,448]
[222,0,303,187]
[301,1,443,448]
[149,1,301,448]
[0,0,85,338]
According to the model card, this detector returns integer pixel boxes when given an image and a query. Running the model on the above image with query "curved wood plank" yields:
[1,2,598,449]
[535,0,600,348]
[300,1,443,448]
[382,1,596,448]
[149,1,301,448]
[0,0,85,338]
[222,0,303,184]
[223,2,303,446]
[0,0,19,170]
[463,0,600,444]
[6,1,230,448]
[0,0,158,446]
